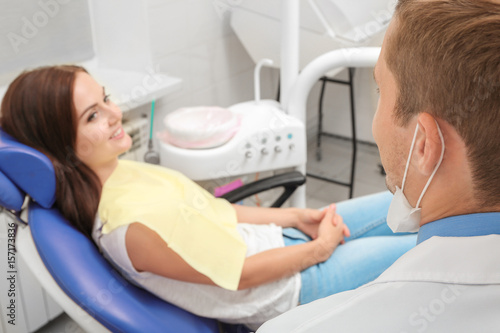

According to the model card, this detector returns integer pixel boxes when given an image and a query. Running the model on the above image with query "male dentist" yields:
[258,0,500,332]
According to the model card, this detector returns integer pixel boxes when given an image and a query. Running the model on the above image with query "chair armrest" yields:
[220,171,305,207]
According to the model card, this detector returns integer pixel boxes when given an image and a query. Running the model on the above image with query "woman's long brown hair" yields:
[0,65,101,238]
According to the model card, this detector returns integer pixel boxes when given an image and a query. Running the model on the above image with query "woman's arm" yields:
[232,204,302,227]
[126,222,216,285]
[232,204,349,240]
[126,205,346,290]
[237,208,343,289]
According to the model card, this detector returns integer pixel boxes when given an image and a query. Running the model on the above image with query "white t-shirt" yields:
[92,219,301,330]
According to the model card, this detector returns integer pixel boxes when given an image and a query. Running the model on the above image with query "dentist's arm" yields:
[125,205,345,290]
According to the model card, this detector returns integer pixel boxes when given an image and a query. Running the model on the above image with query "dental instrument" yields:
[144,99,160,164]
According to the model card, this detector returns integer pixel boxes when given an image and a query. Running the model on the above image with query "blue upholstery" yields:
[0,128,226,333]
[0,170,24,211]
[29,203,220,333]
[0,130,56,208]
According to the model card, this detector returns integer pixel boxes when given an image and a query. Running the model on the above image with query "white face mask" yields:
[387,121,445,233]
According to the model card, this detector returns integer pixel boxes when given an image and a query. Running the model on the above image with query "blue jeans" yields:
[283,191,417,304]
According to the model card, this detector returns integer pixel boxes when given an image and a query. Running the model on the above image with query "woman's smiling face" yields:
[73,72,132,170]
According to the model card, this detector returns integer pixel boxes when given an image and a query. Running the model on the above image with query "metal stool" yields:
[307,67,357,199]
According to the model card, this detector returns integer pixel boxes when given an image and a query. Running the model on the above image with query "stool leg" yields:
[348,68,357,199]
[316,76,328,161]
[276,76,281,102]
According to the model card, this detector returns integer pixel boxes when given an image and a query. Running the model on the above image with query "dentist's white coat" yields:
[258,234,500,333]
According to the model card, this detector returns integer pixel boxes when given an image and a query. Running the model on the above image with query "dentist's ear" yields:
[414,113,445,176]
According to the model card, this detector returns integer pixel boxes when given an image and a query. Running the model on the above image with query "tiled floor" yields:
[305,135,387,208]
[35,136,387,333]
[35,313,85,333]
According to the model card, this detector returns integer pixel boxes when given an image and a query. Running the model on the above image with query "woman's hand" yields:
[295,205,350,241]
[332,210,351,244]
[313,204,350,261]
[294,208,326,239]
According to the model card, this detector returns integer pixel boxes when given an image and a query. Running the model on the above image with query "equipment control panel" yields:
[159,100,306,181]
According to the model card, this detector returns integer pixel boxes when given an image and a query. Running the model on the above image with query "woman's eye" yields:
[104,94,111,103]
[376,87,380,95]
[87,111,98,122]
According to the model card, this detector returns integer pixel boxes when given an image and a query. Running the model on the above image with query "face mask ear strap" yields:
[401,123,420,190]
[415,120,445,208]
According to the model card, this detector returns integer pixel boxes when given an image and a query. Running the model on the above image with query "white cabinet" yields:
[0,212,63,333]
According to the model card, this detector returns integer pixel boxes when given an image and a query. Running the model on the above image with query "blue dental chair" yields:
[0,128,305,333]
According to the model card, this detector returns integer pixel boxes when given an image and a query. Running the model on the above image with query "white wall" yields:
[0,0,382,145]
[138,0,279,141]
[138,0,382,146]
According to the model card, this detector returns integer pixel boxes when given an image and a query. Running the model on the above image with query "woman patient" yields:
[0,65,416,330]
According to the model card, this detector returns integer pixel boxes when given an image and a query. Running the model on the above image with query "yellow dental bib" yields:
[98,160,246,290]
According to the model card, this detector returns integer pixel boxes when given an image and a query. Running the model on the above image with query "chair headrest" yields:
[0,129,56,209]
[0,170,25,211]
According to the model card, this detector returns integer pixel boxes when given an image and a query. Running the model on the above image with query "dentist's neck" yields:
[418,133,480,227]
